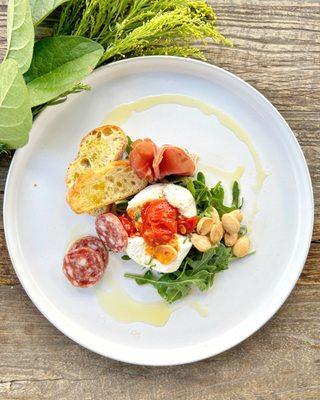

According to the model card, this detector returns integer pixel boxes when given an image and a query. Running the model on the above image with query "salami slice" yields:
[63,247,105,288]
[95,213,128,252]
[68,236,109,266]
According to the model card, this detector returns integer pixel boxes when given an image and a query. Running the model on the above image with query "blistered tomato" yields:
[118,213,137,237]
[177,215,198,235]
[141,199,178,246]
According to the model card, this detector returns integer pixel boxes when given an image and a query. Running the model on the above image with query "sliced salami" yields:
[95,213,128,252]
[68,235,109,266]
[63,247,105,288]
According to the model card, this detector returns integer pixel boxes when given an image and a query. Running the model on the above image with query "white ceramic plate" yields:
[4,57,313,365]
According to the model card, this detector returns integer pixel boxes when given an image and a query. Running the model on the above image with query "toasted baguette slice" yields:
[66,125,128,215]
[67,160,148,214]
[66,125,128,189]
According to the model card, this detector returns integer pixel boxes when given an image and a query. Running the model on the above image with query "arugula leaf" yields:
[125,135,133,156]
[125,244,231,303]
[232,181,241,208]
[177,173,241,217]
[24,36,104,107]
[30,0,70,26]
[5,0,34,74]
[115,198,132,214]
[0,59,32,149]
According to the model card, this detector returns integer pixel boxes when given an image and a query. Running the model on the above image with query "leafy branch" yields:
[32,83,91,118]
[54,0,232,64]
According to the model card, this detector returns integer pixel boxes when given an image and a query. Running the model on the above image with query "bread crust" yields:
[66,125,128,215]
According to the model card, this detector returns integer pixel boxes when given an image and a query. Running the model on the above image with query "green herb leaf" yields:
[197,171,206,184]
[30,0,70,26]
[125,244,231,303]
[177,173,241,217]
[121,255,131,261]
[0,59,32,149]
[115,199,130,214]
[125,135,133,156]
[5,0,34,74]
[24,36,104,107]
[232,181,241,208]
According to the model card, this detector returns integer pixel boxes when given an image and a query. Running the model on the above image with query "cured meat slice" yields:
[96,213,128,252]
[153,145,196,180]
[68,235,109,266]
[129,139,157,181]
[63,247,105,288]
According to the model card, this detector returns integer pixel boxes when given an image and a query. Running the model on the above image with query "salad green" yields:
[125,244,231,303]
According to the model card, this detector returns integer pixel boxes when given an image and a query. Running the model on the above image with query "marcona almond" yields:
[232,236,250,257]
[197,217,214,235]
[230,209,243,222]
[155,245,178,265]
[191,234,212,252]
[221,213,240,234]
[224,232,238,247]
[209,222,224,244]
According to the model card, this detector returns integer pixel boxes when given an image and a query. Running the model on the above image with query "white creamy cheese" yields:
[127,183,196,218]
[126,234,192,273]
[125,183,197,272]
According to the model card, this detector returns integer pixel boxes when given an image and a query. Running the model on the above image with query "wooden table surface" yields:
[0,1,319,399]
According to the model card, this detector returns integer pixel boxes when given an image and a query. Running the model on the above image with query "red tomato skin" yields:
[141,199,178,247]
[118,213,138,237]
[177,215,198,234]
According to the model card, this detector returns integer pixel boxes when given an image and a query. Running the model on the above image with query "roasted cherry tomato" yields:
[118,213,137,237]
[141,199,178,246]
[177,215,198,235]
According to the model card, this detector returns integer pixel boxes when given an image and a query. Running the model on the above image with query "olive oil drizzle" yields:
[99,94,268,325]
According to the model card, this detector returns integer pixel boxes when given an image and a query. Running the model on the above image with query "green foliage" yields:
[30,0,70,26]
[24,36,104,107]
[177,172,242,217]
[125,244,231,303]
[0,143,11,156]
[125,135,133,156]
[31,83,91,117]
[5,0,34,73]
[1,0,230,151]
[0,59,32,149]
[54,0,232,64]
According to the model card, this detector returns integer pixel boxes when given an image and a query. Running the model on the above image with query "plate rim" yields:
[3,56,314,366]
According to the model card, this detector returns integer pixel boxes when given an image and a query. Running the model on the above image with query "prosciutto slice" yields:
[153,145,196,180]
[129,139,157,181]
[129,139,196,182]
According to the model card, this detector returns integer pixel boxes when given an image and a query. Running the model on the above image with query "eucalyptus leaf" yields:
[24,36,104,107]
[0,59,32,149]
[5,0,34,74]
[30,0,70,26]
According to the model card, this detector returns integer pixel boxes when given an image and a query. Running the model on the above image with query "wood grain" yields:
[0,1,319,399]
